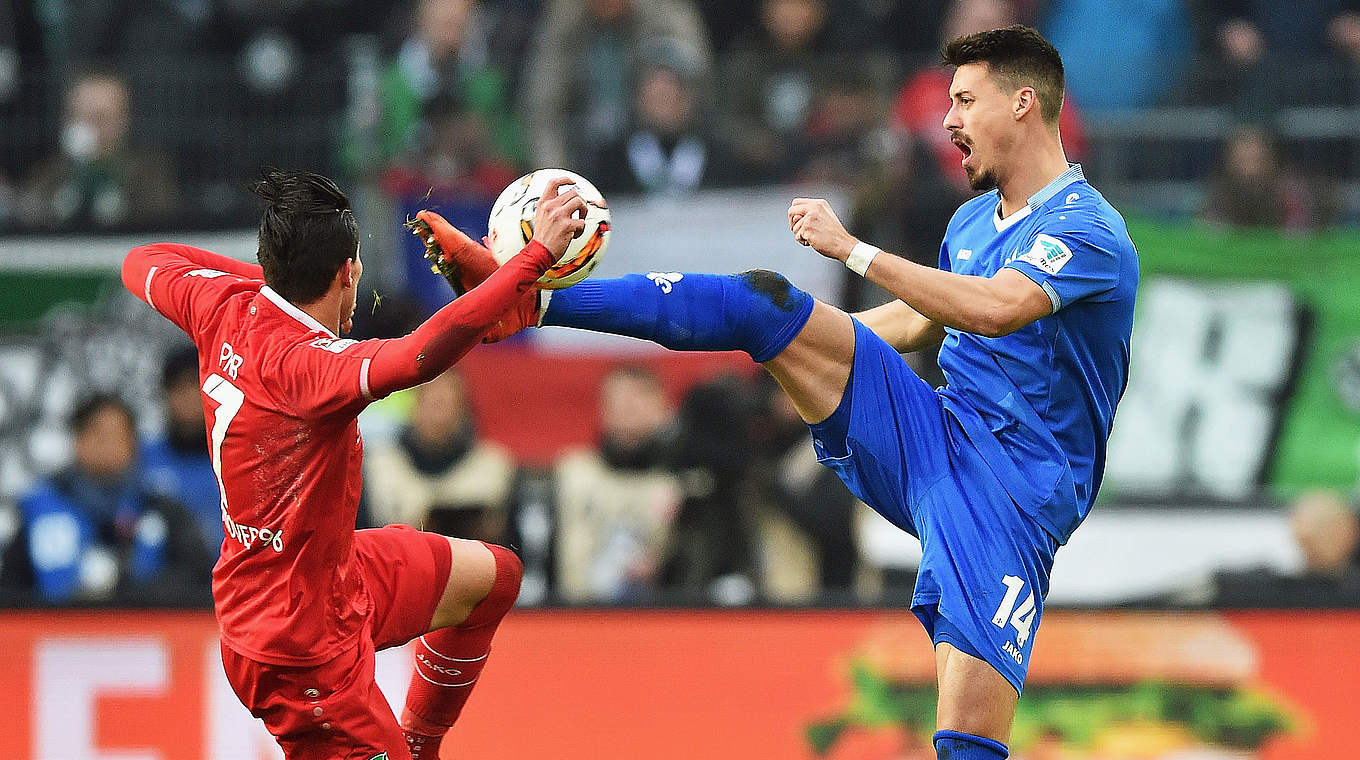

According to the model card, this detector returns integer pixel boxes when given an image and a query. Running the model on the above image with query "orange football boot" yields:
[407,209,500,296]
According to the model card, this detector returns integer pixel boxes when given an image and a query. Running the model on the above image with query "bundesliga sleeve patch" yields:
[1017,234,1073,275]
[310,337,359,354]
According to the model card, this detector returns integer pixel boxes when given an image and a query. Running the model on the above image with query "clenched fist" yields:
[787,198,857,263]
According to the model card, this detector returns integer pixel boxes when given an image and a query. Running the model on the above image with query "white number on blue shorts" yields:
[990,575,1035,647]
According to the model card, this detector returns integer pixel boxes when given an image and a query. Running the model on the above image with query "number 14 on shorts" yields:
[991,575,1035,648]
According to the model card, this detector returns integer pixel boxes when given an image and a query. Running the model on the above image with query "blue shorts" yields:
[809,318,1058,694]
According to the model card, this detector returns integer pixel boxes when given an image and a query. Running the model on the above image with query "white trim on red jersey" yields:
[259,285,336,338]
[359,357,374,401]
[144,266,159,311]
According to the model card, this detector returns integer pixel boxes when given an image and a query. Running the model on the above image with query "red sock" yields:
[401,543,522,743]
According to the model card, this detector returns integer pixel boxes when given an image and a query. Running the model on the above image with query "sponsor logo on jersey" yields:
[1017,233,1073,275]
[310,337,358,354]
[957,248,972,260]
[222,505,285,552]
[368,754,390,760]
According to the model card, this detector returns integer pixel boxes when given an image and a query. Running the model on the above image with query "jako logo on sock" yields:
[646,272,683,293]
[417,652,463,677]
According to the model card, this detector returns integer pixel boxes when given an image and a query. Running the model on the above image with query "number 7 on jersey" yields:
[203,372,244,512]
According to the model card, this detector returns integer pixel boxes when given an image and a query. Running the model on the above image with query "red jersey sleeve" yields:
[122,243,265,336]
[266,239,558,418]
[267,335,388,419]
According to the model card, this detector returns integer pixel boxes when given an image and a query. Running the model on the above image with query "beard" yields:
[965,163,999,192]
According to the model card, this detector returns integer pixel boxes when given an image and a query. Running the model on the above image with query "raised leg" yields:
[762,301,855,423]
[543,272,856,422]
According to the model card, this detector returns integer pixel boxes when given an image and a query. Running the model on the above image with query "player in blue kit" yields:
[417,25,1135,759]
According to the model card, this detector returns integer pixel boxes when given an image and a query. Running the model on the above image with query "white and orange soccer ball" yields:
[486,168,611,289]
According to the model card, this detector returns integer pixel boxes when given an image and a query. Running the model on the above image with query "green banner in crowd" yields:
[1106,219,1360,501]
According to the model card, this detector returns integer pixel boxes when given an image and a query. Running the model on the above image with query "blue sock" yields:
[542,271,814,362]
[933,730,1008,759]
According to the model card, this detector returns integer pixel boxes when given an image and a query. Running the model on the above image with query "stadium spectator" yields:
[1191,0,1360,62]
[859,0,957,66]
[893,0,1087,195]
[1209,489,1360,605]
[15,69,178,231]
[1186,1,1360,114]
[141,345,223,553]
[1183,8,1282,115]
[837,124,955,386]
[1040,0,1192,113]
[342,0,524,177]
[1291,489,1360,578]
[553,365,682,603]
[377,92,524,202]
[1330,9,1360,64]
[659,374,759,604]
[843,123,961,281]
[9,394,212,605]
[794,71,892,187]
[519,0,713,169]
[1200,125,1334,232]
[747,374,861,602]
[714,0,848,183]
[585,41,741,196]
[365,368,517,544]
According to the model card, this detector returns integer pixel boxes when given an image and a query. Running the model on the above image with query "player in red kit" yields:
[122,170,586,760]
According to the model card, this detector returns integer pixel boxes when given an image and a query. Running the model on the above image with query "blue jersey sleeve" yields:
[1003,216,1123,312]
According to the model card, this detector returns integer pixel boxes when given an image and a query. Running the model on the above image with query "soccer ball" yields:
[486,168,611,289]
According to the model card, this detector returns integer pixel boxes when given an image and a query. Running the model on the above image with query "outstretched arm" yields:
[366,176,588,397]
[790,198,1051,338]
[365,242,555,396]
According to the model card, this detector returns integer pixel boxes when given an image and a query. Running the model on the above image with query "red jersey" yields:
[124,238,553,666]
[131,245,385,664]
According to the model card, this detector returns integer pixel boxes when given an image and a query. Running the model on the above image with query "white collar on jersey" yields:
[259,285,336,338]
[993,163,1085,232]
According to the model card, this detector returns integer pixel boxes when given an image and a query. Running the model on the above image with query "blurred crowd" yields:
[0,0,1357,237]
[0,348,892,607]
[2,345,1358,609]
[1,0,1359,609]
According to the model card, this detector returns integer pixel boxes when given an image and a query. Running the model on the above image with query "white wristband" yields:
[845,242,881,277]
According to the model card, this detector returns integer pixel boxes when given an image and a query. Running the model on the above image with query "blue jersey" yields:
[936,165,1138,544]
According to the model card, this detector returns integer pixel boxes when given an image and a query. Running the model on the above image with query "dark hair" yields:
[70,393,135,434]
[161,344,200,390]
[942,25,1065,124]
[251,169,359,304]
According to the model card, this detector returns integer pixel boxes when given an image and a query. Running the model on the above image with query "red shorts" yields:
[220,525,452,760]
